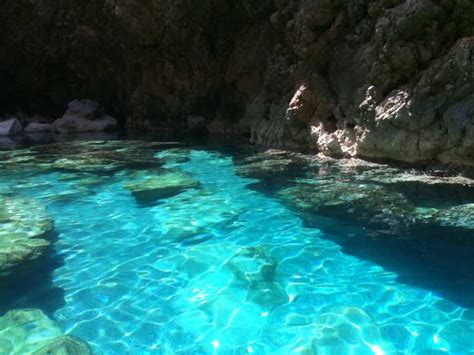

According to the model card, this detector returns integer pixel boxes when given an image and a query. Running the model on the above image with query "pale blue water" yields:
[2,138,474,354]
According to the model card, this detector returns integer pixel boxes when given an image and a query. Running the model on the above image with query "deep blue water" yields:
[1,138,474,354]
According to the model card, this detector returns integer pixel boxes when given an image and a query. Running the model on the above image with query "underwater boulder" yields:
[25,123,53,134]
[52,155,122,174]
[1,140,164,176]
[227,246,278,284]
[51,141,162,174]
[51,146,134,173]
[278,178,418,236]
[157,190,244,243]
[235,150,309,179]
[227,246,289,308]
[124,169,200,204]
[0,308,92,354]
[0,196,54,277]
[432,203,474,230]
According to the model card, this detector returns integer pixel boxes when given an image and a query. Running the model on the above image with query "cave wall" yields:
[1,0,474,165]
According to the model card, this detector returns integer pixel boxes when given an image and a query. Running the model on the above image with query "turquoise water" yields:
[2,138,474,354]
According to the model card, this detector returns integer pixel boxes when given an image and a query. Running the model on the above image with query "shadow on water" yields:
[246,178,474,309]
[0,231,66,317]
[301,213,474,308]
[385,180,474,208]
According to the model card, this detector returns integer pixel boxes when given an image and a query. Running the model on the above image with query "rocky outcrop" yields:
[124,169,200,204]
[236,149,474,236]
[1,99,117,135]
[25,123,53,133]
[52,99,118,133]
[0,119,23,137]
[0,0,473,165]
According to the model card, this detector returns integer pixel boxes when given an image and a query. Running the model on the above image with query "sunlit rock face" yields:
[1,0,473,165]
[0,309,92,354]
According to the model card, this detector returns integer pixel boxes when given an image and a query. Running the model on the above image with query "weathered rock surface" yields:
[52,99,118,133]
[25,123,53,133]
[236,150,474,236]
[0,308,92,354]
[0,119,23,137]
[0,1,473,164]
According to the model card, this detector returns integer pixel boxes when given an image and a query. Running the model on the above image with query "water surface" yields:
[1,137,474,354]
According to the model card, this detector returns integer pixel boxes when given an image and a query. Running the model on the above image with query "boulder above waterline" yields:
[52,99,118,133]
[25,123,53,134]
[0,119,23,137]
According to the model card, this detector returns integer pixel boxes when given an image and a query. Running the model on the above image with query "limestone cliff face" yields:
[1,0,473,165]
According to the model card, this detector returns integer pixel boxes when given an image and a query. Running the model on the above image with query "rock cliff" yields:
[1,0,473,165]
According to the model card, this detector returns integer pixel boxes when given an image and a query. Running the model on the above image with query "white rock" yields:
[0,118,23,137]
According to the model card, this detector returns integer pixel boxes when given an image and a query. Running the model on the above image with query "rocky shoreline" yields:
[1,0,473,167]
[0,99,118,138]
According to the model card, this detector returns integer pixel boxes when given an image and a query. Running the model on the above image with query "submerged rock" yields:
[155,148,192,166]
[227,246,289,309]
[157,189,244,242]
[124,169,200,203]
[278,177,417,236]
[432,204,474,230]
[0,308,92,354]
[227,246,278,284]
[236,149,309,179]
[0,196,54,277]
[0,119,23,137]
[0,140,169,177]
[52,155,122,174]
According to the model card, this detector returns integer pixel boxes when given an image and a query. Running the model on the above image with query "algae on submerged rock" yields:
[0,196,54,277]
[124,169,200,203]
[432,203,474,230]
[0,308,92,354]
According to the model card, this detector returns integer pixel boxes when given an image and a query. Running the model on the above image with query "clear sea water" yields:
[1,136,474,354]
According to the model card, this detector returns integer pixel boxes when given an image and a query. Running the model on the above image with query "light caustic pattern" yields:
[2,143,474,354]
